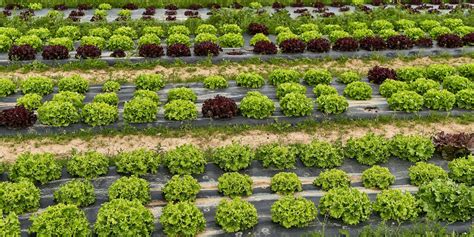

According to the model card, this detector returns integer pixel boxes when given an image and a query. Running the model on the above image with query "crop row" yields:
[0,131,472,235]
[3,0,473,9]
[0,63,473,128]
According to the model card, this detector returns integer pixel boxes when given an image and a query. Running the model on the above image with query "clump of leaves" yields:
[433,132,473,160]
[276,82,306,99]
[53,179,96,207]
[313,169,350,191]
[9,152,62,184]
[343,81,372,100]
[320,187,372,225]
[270,172,302,194]
[115,148,159,176]
[307,38,331,53]
[408,162,448,186]
[0,179,40,214]
[345,133,390,165]
[0,211,20,236]
[448,155,473,186]
[373,190,418,222]
[256,143,296,169]
[216,197,258,233]
[271,196,317,228]
[67,151,109,178]
[387,91,424,112]
[203,75,228,89]
[456,89,474,109]
[280,93,313,117]
[29,204,91,236]
[218,172,253,197]
[108,176,151,204]
[390,134,435,162]
[253,41,277,54]
[379,80,409,98]
[213,143,254,171]
[202,95,238,119]
[164,99,197,121]
[368,66,397,84]
[235,73,265,88]
[239,91,275,119]
[279,38,306,53]
[123,98,158,123]
[0,106,37,129]
[316,94,348,114]
[164,144,206,175]
[269,69,300,85]
[163,175,200,202]
[361,165,395,189]
[300,140,344,168]
[160,202,206,237]
[135,74,165,91]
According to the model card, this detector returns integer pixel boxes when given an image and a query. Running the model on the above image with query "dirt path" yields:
[6,57,473,84]
[1,120,472,163]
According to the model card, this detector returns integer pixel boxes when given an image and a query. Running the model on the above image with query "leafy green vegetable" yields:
[0,179,40,214]
[29,204,91,236]
[52,91,85,108]
[102,80,121,92]
[108,176,151,204]
[17,93,42,110]
[58,75,89,93]
[67,151,109,178]
[361,165,395,189]
[313,169,350,191]
[390,134,435,162]
[37,101,80,127]
[448,155,473,186]
[164,99,198,121]
[163,175,200,202]
[216,198,258,232]
[300,140,344,168]
[276,82,306,99]
[303,69,332,86]
[54,179,96,207]
[270,172,302,194]
[212,143,254,171]
[271,196,317,228]
[387,91,424,112]
[0,211,20,236]
[20,76,53,95]
[373,190,418,222]
[135,74,165,91]
[408,162,448,186]
[345,133,390,165]
[313,84,338,98]
[423,89,456,111]
[123,98,158,123]
[203,75,228,89]
[9,152,62,184]
[217,172,253,197]
[337,71,361,84]
[455,89,474,109]
[256,143,296,169]
[316,94,348,114]
[409,78,440,95]
[82,102,118,126]
[235,73,265,88]
[343,81,372,100]
[115,148,159,176]
[93,92,119,106]
[164,144,206,175]
[379,79,409,98]
[442,75,472,94]
[269,69,300,85]
[0,78,15,97]
[167,87,197,102]
[319,187,372,225]
[239,91,275,119]
[160,202,206,237]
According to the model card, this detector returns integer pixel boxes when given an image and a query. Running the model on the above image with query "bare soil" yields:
[0,120,472,163]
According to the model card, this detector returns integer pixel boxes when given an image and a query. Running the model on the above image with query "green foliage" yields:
[0,211,20,236]
[138,34,161,46]
[270,172,302,194]
[15,35,43,51]
[423,89,456,111]
[343,81,372,100]
[167,33,191,47]
[322,24,343,34]
[0,179,40,214]
[27,28,50,41]
[345,133,390,166]
[408,162,448,186]
[169,25,191,36]
[67,151,109,179]
[396,66,425,82]
[102,80,121,92]
[379,29,398,39]
[303,69,331,86]
[271,196,317,228]
[194,33,218,44]
[95,199,154,236]
[425,64,456,81]
[135,74,165,91]
[93,92,119,106]
[379,79,409,98]
[313,169,350,191]
[48,37,74,50]
[203,75,228,89]
[53,179,96,207]
[371,20,394,33]
[80,36,106,49]
[299,31,322,43]
[82,102,118,126]
[220,24,242,34]
[196,24,217,34]
[390,134,435,162]
[453,26,473,37]
[107,35,135,51]
[417,179,473,222]
[429,26,451,38]
[115,148,159,176]
[269,69,300,85]
[10,152,61,184]
[313,84,338,98]
[319,187,372,225]
[164,144,206,175]
[160,202,206,237]
[456,89,474,109]
[143,26,165,38]
[216,198,258,233]
[275,26,291,34]
[98,3,112,10]
[164,99,198,121]
[280,93,313,117]
[20,76,53,95]
[213,143,254,171]
[443,18,463,29]
[395,19,416,31]
[256,143,296,169]
[300,140,344,168]
[373,190,418,222]
[348,22,367,32]
[123,98,158,123]
[29,204,91,236]
[217,172,253,197]
[352,29,374,40]
[163,175,200,202]
[239,91,275,119]
[134,90,160,105]
[0,35,12,52]
[249,1,263,8]
[250,33,270,46]
[276,82,306,99]
[448,155,473,186]
[316,94,348,114]
[361,165,394,189]
[89,27,112,39]
[409,78,440,95]
[37,101,80,127]
[419,20,441,32]
[457,63,474,79]
[337,71,361,84]
[403,27,426,40]
[52,91,85,108]
[387,91,424,112]
[0,27,21,40]
[58,75,89,93]
[108,176,151,204]
[17,93,42,110]
[219,33,244,48]
[114,27,137,39]
[443,75,472,94]
[56,26,80,40]
[328,30,350,42]
[167,87,197,102]
[235,72,265,88]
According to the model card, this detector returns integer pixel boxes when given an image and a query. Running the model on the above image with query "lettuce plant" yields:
[253,41,278,54]
[425,64,456,82]
[304,69,331,86]
[337,71,361,84]
[256,143,296,169]
[0,212,20,236]
[168,25,191,36]
[143,26,165,38]
[164,144,206,175]
[457,63,474,79]
[442,75,472,93]
[203,75,228,89]
[82,102,118,126]
[345,133,390,165]
[194,41,222,56]
[17,93,42,110]
[276,31,298,45]
[448,155,473,186]
[408,162,448,186]
[75,45,101,59]
[313,169,350,191]
[0,179,40,214]
[114,26,137,39]
[135,74,165,91]
[164,99,197,121]
[371,20,394,33]
[423,89,456,111]
[387,91,424,112]
[333,37,359,51]
[248,23,269,35]
[196,24,217,34]
[219,33,244,48]
[313,84,338,98]
[276,82,306,99]
[0,35,12,53]
[52,91,84,108]
[361,165,394,189]
[359,36,387,51]
[300,141,344,168]
[202,95,238,119]
[213,143,254,171]
[89,27,112,39]
[216,198,258,232]
[133,90,160,105]
[373,190,418,222]
[29,204,91,236]
[456,89,474,109]
[0,78,15,97]
[319,187,372,225]
[102,81,121,92]
[343,81,372,100]
[299,31,322,43]
[107,35,134,51]
[0,106,37,128]
[316,94,348,114]
[9,152,62,184]
[123,98,158,123]
[437,34,463,48]
[47,37,73,50]
[160,202,205,237]
[280,93,313,117]
[20,76,53,95]
[56,26,80,40]
[396,66,425,82]
[167,43,191,57]
[37,101,80,127]
[42,45,69,60]
[53,179,96,207]
[15,35,43,51]
[93,92,119,106]
[379,80,408,98]
[67,151,109,178]
[58,75,89,93]
[307,38,331,53]
[409,78,440,95]
[271,196,317,228]
[167,33,191,47]
[163,175,200,202]
[220,24,242,34]
[270,172,302,194]
[269,69,300,85]
[115,148,159,176]
[280,38,306,53]
[194,33,218,44]
[217,172,253,197]
[239,91,275,119]
[235,73,265,88]
[108,176,151,204]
